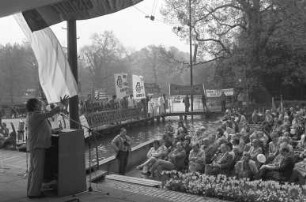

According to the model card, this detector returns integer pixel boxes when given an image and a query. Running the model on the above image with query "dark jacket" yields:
[277,155,295,181]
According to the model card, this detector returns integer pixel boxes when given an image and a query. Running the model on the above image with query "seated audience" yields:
[188,143,206,173]
[257,145,295,182]
[235,152,258,180]
[150,141,186,177]
[205,142,235,176]
[136,105,306,185]
[290,157,306,185]
[249,139,263,163]
[136,139,167,174]
[267,132,279,162]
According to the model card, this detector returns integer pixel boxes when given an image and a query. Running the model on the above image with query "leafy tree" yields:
[0,43,37,105]
[162,0,306,101]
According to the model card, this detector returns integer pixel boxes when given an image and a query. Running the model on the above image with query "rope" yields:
[133,6,148,16]
[151,0,158,17]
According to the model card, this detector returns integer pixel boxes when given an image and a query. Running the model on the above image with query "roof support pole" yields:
[67,19,80,129]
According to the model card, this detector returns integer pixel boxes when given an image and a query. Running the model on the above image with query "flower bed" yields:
[161,171,306,202]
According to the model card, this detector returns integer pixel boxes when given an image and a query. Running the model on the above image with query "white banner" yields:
[206,88,234,98]
[132,75,146,100]
[14,13,78,103]
[114,73,129,99]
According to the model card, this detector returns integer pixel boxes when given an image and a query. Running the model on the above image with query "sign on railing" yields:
[84,108,147,130]
[169,84,204,95]
[145,83,161,95]
[206,88,234,97]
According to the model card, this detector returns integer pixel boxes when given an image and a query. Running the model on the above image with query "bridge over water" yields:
[82,107,211,137]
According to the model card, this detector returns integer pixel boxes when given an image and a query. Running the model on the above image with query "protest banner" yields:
[132,75,146,100]
[85,108,146,130]
[144,83,161,95]
[204,88,234,112]
[114,73,129,99]
[169,84,204,95]
[205,88,234,97]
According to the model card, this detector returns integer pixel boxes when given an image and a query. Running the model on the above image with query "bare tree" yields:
[80,31,126,91]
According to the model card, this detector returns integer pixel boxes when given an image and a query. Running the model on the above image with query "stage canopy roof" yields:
[1,0,143,31]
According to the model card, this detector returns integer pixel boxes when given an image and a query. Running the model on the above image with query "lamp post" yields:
[189,0,193,121]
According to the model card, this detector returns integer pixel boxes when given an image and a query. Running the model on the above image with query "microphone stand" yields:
[60,113,100,192]
[25,128,28,178]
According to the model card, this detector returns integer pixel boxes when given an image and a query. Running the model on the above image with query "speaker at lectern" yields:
[44,129,86,196]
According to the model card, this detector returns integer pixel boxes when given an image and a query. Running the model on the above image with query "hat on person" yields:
[201,138,210,145]
[200,126,206,131]
[185,135,192,140]
[257,154,266,164]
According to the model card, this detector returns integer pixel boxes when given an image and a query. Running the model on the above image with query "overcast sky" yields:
[0,0,189,52]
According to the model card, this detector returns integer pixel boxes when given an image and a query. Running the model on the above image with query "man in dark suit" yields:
[205,142,235,176]
[258,145,295,181]
[26,96,68,199]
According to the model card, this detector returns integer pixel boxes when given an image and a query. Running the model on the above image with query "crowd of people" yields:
[137,106,306,185]
[80,94,140,114]
[81,93,168,117]
[0,122,16,149]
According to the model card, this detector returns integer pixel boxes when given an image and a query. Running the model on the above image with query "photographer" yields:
[111,128,132,175]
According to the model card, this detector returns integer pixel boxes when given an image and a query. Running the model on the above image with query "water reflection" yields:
[88,115,221,162]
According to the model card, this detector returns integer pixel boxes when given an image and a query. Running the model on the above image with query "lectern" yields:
[45,129,86,196]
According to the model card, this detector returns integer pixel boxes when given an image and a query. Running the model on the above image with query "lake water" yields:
[88,115,221,163]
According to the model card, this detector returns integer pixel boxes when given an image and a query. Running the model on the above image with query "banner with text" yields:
[132,75,146,99]
[205,88,234,97]
[169,84,204,95]
[144,83,161,95]
[22,0,143,31]
[114,73,129,99]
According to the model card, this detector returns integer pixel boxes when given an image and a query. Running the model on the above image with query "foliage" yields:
[0,43,37,105]
[129,45,189,93]
[161,0,306,101]
[162,171,306,202]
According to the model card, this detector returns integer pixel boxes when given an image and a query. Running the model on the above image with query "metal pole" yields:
[189,0,193,121]
[67,20,80,129]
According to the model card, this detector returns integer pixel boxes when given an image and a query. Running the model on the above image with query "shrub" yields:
[161,171,306,202]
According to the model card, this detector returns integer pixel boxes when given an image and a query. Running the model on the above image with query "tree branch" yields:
[194,28,231,55]
[260,19,282,48]
[193,56,226,67]
[195,3,243,24]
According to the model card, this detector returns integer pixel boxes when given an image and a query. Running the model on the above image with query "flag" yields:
[202,83,206,96]
[280,95,284,113]
[272,97,276,111]
[14,13,78,103]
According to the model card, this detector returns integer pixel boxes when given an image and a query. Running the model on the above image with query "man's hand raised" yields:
[60,95,70,108]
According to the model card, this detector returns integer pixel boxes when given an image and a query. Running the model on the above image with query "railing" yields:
[84,108,147,129]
